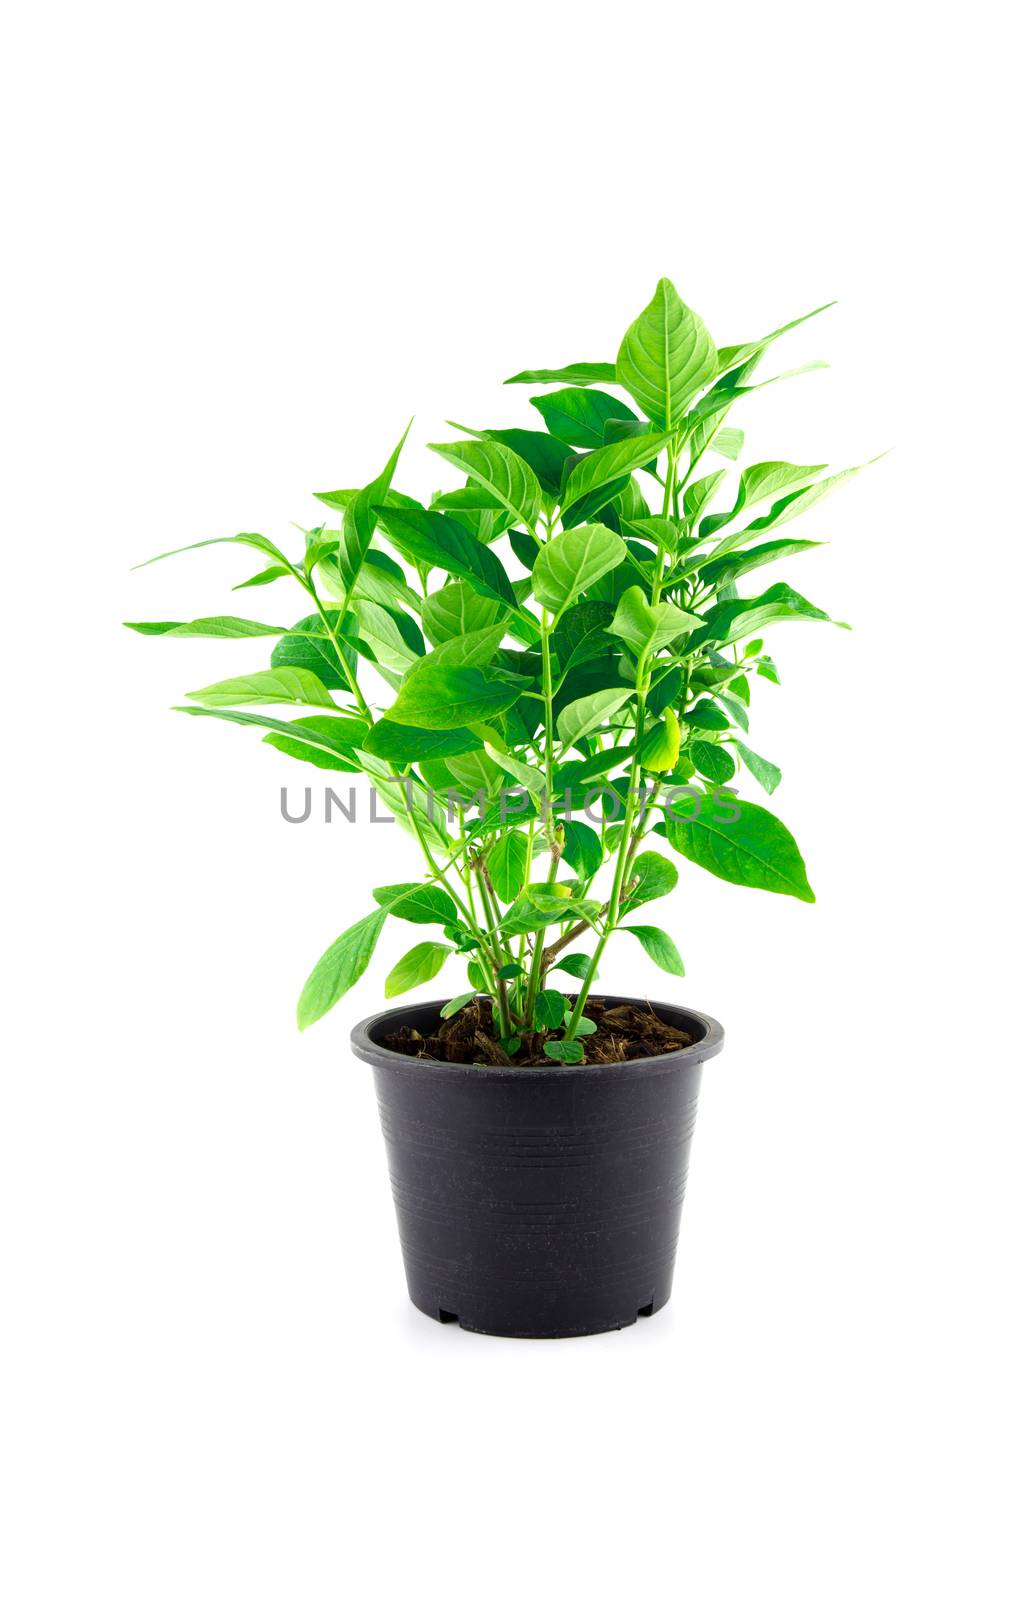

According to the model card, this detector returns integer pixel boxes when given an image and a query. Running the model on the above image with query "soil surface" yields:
[382,997,694,1067]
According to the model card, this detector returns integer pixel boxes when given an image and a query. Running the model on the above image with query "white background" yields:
[2,3,1011,1595]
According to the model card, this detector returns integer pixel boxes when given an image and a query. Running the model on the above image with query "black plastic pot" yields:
[351,995,724,1339]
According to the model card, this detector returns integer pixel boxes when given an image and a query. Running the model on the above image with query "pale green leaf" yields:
[616,278,718,428]
[532,524,626,614]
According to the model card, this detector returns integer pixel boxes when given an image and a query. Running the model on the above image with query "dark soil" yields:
[382,997,694,1067]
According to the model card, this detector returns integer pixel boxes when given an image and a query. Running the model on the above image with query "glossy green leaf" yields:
[733,741,782,794]
[486,831,528,903]
[561,430,675,511]
[697,538,821,589]
[616,278,718,428]
[124,616,289,639]
[534,989,567,1031]
[690,740,736,783]
[532,524,626,614]
[606,586,698,659]
[373,882,459,925]
[695,583,845,647]
[263,714,368,773]
[743,457,881,533]
[715,301,836,376]
[428,439,541,531]
[561,818,604,881]
[483,428,575,495]
[297,909,388,1029]
[542,1039,584,1063]
[381,507,517,610]
[186,667,336,709]
[421,582,505,645]
[663,792,813,900]
[131,530,296,574]
[530,387,637,449]
[404,622,509,678]
[360,719,481,763]
[711,428,744,460]
[332,425,411,596]
[388,666,524,730]
[384,941,454,998]
[621,924,684,975]
[270,614,354,690]
[505,362,616,387]
[556,688,633,751]
[553,952,594,980]
[622,851,678,913]
[176,705,366,769]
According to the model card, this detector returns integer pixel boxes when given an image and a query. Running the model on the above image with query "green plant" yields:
[128,278,868,1060]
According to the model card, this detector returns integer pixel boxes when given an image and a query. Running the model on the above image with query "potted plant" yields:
[129,278,865,1338]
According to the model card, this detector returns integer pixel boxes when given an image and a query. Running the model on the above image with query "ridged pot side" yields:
[351,997,724,1339]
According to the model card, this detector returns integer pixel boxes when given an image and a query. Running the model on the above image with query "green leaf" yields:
[554,952,594,980]
[556,688,633,751]
[233,565,290,590]
[186,667,336,709]
[482,743,545,797]
[428,438,541,531]
[685,699,730,731]
[482,428,575,496]
[621,924,685,976]
[733,741,782,795]
[639,709,682,773]
[690,740,736,784]
[534,989,567,1030]
[532,524,626,613]
[486,831,528,903]
[530,387,637,449]
[404,622,509,678]
[682,474,726,530]
[542,1039,584,1063]
[560,430,675,511]
[270,613,353,690]
[696,582,845,648]
[131,530,296,573]
[505,362,616,387]
[606,586,698,659]
[697,538,821,589]
[553,601,618,666]
[297,909,388,1029]
[124,615,289,639]
[353,598,424,675]
[740,459,828,509]
[440,992,481,1019]
[387,665,525,730]
[711,428,744,460]
[373,882,459,925]
[498,893,601,938]
[743,458,882,534]
[263,714,369,772]
[334,424,411,595]
[360,719,481,763]
[622,851,678,913]
[381,507,517,610]
[561,818,604,880]
[663,792,814,901]
[715,301,836,376]
[384,941,454,999]
[421,582,505,645]
[176,704,366,767]
[616,278,718,429]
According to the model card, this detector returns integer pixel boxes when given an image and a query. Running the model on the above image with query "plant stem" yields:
[474,862,512,1036]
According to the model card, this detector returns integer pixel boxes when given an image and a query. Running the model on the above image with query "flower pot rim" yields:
[351,994,724,1079]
